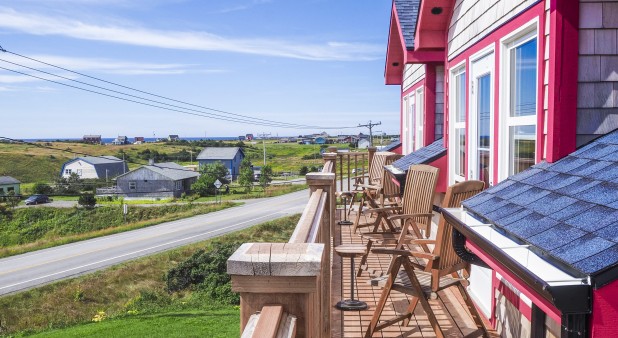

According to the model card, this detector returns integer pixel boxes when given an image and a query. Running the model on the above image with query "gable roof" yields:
[381,140,402,152]
[392,139,446,171]
[393,0,421,50]
[78,156,124,165]
[0,176,20,185]
[462,129,618,286]
[62,156,128,178]
[117,162,199,181]
[196,147,244,161]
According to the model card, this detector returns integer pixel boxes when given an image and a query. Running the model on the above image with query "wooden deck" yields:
[331,207,488,338]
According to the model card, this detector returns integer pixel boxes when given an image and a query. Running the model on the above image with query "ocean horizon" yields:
[22,136,244,144]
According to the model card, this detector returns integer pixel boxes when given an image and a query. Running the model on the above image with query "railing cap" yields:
[306,172,335,182]
[227,243,325,277]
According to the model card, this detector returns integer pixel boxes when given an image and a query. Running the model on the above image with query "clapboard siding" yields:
[435,66,445,139]
[577,0,618,145]
[448,0,539,60]
[403,64,425,91]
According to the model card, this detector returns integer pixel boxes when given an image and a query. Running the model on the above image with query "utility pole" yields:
[358,121,381,147]
[257,133,271,166]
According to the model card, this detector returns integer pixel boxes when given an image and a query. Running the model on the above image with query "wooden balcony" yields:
[228,148,487,337]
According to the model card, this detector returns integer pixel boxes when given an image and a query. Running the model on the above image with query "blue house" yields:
[196,147,245,180]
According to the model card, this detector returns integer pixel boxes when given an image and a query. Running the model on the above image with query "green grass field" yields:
[0,214,300,336]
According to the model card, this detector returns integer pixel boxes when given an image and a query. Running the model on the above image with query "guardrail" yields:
[228,149,374,337]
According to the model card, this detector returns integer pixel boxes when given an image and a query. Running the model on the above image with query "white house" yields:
[60,156,128,180]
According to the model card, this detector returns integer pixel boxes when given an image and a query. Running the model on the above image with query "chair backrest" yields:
[381,154,404,200]
[368,152,394,185]
[400,164,439,235]
[433,180,485,272]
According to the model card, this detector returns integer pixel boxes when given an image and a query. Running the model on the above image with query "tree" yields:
[6,191,20,209]
[237,159,254,192]
[299,166,309,176]
[259,165,273,189]
[191,161,229,196]
[78,194,97,209]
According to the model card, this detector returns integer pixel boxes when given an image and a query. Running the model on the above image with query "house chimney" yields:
[149,158,154,165]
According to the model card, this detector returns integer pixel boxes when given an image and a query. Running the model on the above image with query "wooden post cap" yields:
[227,243,325,277]
[334,245,368,257]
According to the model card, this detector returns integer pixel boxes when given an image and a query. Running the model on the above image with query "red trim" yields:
[590,279,618,337]
[490,269,497,327]
[465,239,562,323]
[405,50,445,63]
[537,9,547,162]
[494,275,533,321]
[424,65,437,147]
[385,3,406,85]
[546,0,578,162]
[414,0,455,50]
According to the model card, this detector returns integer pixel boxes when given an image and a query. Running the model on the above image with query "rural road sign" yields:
[214,179,222,189]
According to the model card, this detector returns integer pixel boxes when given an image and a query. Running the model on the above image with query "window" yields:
[65,169,72,175]
[76,169,82,176]
[469,50,494,187]
[500,25,538,180]
[175,181,182,190]
[414,87,424,150]
[449,65,467,183]
[129,182,136,190]
[0,188,4,194]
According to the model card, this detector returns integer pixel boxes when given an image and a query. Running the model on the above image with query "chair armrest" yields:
[409,239,436,245]
[370,248,437,261]
[354,183,381,190]
[387,213,434,221]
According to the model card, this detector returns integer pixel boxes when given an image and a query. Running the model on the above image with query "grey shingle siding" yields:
[115,162,198,198]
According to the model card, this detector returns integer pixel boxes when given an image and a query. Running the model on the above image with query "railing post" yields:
[228,243,325,338]
[306,172,335,337]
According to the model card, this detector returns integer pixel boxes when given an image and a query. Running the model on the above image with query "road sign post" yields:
[214,179,223,204]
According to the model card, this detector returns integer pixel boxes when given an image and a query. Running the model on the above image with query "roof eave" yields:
[413,0,455,50]
[385,3,406,85]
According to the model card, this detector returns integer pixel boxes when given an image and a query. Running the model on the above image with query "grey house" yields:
[197,147,245,180]
[0,176,20,195]
[114,162,199,198]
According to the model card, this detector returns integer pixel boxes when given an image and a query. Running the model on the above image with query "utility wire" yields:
[0,58,311,129]
[0,48,358,130]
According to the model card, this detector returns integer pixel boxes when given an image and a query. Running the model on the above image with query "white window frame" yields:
[129,182,136,190]
[469,46,495,187]
[414,86,424,150]
[448,60,467,184]
[65,169,72,175]
[175,181,182,190]
[402,96,410,154]
[498,19,539,182]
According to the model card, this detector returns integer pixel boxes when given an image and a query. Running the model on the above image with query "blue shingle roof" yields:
[392,139,446,171]
[463,129,618,278]
[381,140,402,152]
[393,0,421,50]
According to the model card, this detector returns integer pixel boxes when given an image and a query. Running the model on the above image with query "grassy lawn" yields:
[0,214,300,336]
[0,202,239,258]
[22,308,239,338]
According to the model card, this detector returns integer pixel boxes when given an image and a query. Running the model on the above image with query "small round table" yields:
[336,192,353,225]
[335,244,368,311]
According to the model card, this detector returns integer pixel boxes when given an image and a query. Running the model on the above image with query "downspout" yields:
[451,228,490,269]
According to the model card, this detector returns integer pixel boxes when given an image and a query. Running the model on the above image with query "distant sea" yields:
[22,137,240,144]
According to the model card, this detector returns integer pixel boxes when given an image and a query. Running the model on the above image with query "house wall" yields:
[590,278,618,337]
[577,1,618,145]
[63,160,98,179]
[116,168,180,198]
[199,159,233,177]
[402,64,425,92]
[448,0,540,60]
[231,152,245,177]
[0,183,20,195]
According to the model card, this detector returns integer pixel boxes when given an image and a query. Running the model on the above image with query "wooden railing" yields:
[326,146,376,192]
[227,148,375,338]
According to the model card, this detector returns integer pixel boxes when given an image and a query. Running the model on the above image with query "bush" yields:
[78,194,97,209]
[166,242,241,304]
[33,183,53,195]
[299,166,309,176]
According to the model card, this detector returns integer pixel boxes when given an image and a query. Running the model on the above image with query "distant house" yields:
[357,138,371,149]
[134,137,145,144]
[0,176,20,195]
[111,136,129,145]
[83,135,102,145]
[168,135,180,142]
[197,147,245,180]
[60,156,128,180]
[113,162,199,198]
[238,135,246,141]
[313,137,327,145]
[246,134,254,141]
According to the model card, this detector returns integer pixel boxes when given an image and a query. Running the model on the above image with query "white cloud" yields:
[0,7,381,61]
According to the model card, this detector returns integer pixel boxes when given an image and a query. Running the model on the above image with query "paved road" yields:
[0,189,309,296]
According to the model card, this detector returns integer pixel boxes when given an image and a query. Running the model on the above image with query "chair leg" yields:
[352,196,365,233]
[357,240,373,277]
[364,257,403,338]
[403,259,445,338]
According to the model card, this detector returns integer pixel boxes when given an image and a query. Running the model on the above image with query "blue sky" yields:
[0,0,400,139]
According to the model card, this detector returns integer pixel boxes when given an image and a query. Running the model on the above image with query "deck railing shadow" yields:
[227,147,376,338]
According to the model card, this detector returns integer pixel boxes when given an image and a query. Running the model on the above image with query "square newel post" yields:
[367,146,377,172]
[228,243,325,338]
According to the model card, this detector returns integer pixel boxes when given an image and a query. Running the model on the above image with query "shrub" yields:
[299,166,309,176]
[166,242,241,304]
[78,194,97,209]
[33,183,53,195]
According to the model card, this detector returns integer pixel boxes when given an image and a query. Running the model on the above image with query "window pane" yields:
[510,38,537,117]
[509,125,536,175]
[478,74,491,187]
[456,72,466,122]
[455,128,466,177]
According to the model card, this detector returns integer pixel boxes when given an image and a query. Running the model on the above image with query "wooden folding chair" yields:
[364,180,487,338]
[356,164,439,277]
[351,154,403,233]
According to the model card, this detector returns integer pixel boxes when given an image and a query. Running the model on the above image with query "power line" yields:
[358,120,381,146]
[0,48,358,130]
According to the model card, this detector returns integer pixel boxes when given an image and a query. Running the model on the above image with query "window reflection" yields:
[510,125,535,175]
[478,74,491,187]
[510,39,537,117]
